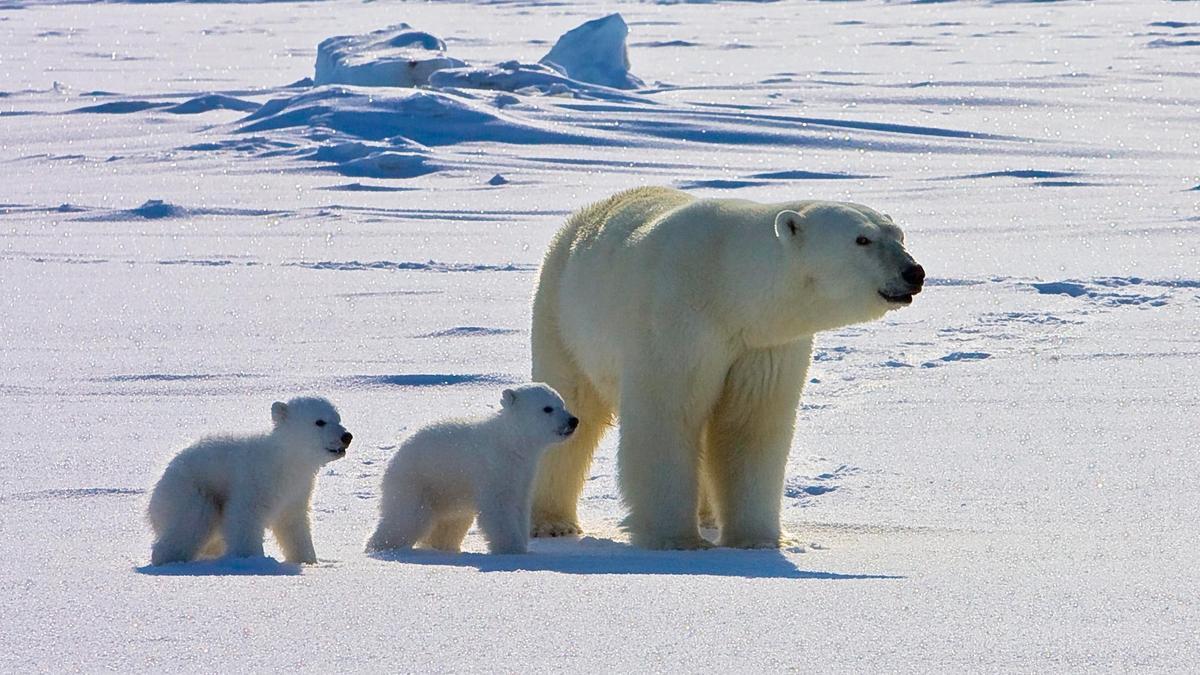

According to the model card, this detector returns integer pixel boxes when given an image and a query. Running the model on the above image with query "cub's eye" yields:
[543,406,553,414]
[856,236,871,246]
[315,420,327,427]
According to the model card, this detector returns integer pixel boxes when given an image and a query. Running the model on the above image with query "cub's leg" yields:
[422,514,474,553]
[149,489,220,565]
[367,489,434,553]
[271,500,318,563]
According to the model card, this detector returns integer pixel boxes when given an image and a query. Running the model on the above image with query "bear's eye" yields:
[856,236,871,246]
[543,406,553,414]
[315,420,327,427]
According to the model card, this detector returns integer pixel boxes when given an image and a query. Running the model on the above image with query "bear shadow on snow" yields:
[369,537,903,580]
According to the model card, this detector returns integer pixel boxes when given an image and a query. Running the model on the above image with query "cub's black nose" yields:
[568,417,579,430]
[341,432,353,446]
[903,264,926,286]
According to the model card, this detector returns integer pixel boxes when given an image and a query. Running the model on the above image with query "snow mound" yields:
[164,94,260,115]
[337,151,442,179]
[127,199,188,219]
[74,100,169,114]
[314,24,466,87]
[539,14,643,90]
[239,86,592,146]
[429,60,642,101]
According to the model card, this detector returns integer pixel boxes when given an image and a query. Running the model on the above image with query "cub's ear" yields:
[774,210,804,241]
[501,389,517,408]
[271,401,288,425]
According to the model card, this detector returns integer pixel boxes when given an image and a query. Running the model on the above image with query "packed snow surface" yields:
[1,0,1198,671]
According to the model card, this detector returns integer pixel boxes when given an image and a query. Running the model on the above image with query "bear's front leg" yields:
[707,340,811,548]
[617,360,724,550]
[477,498,530,555]
[271,500,318,564]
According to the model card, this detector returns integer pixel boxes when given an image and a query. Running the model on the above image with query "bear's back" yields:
[165,433,274,495]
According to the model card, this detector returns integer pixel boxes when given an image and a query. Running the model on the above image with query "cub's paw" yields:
[531,518,582,538]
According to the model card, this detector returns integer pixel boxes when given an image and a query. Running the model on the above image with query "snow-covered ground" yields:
[2,0,1198,670]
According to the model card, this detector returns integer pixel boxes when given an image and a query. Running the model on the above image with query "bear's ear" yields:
[501,389,517,408]
[271,401,288,425]
[774,210,804,242]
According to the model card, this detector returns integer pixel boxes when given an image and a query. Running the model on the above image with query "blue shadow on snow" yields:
[370,536,902,580]
[135,556,301,577]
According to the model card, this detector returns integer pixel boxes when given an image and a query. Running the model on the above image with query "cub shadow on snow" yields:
[371,537,902,580]
[135,556,301,577]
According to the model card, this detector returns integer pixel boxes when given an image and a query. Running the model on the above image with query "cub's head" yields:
[499,383,578,445]
[774,201,924,326]
[270,396,352,463]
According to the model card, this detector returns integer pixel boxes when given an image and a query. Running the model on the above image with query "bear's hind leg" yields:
[149,490,220,566]
[530,326,613,538]
[198,533,225,559]
[366,489,433,553]
[422,513,474,552]
[707,340,811,548]
[697,461,718,531]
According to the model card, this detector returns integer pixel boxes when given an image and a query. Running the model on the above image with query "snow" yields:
[2,0,1199,671]
[312,17,644,100]
[313,24,466,87]
[538,13,644,90]
[429,60,643,101]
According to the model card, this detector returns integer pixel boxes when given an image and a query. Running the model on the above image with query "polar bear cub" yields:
[147,397,353,566]
[367,384,577,555]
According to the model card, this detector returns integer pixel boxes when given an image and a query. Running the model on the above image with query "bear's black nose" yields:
[341,432,353,446]
[903,264,925,286]
[568,417,579,430]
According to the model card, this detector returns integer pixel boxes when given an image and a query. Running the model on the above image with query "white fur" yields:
[366,384,576,555]
[147,397,351,565]
[529,187,922,549]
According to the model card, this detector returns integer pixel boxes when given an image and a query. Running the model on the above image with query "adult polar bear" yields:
[530,187,924,550]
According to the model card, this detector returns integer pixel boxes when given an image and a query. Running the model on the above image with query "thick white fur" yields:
[147,397,351,565]
[530,187,921,549]
[366,384,576,555]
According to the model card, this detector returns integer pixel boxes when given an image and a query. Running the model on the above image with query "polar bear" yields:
[529,187,924,549]
[147,397,352,565]
[366,384,577,555]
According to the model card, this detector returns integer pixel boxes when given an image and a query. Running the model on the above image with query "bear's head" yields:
[774,201,924,329]
[499,383,578,446]
[270,396,352,464]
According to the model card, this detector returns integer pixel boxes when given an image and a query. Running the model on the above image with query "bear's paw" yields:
[531,518,583,538]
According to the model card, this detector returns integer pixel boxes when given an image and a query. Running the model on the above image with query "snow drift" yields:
[428,60,642,101]
[239,86,592,146]
[314,24,466,87]
[311,15,643,94]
